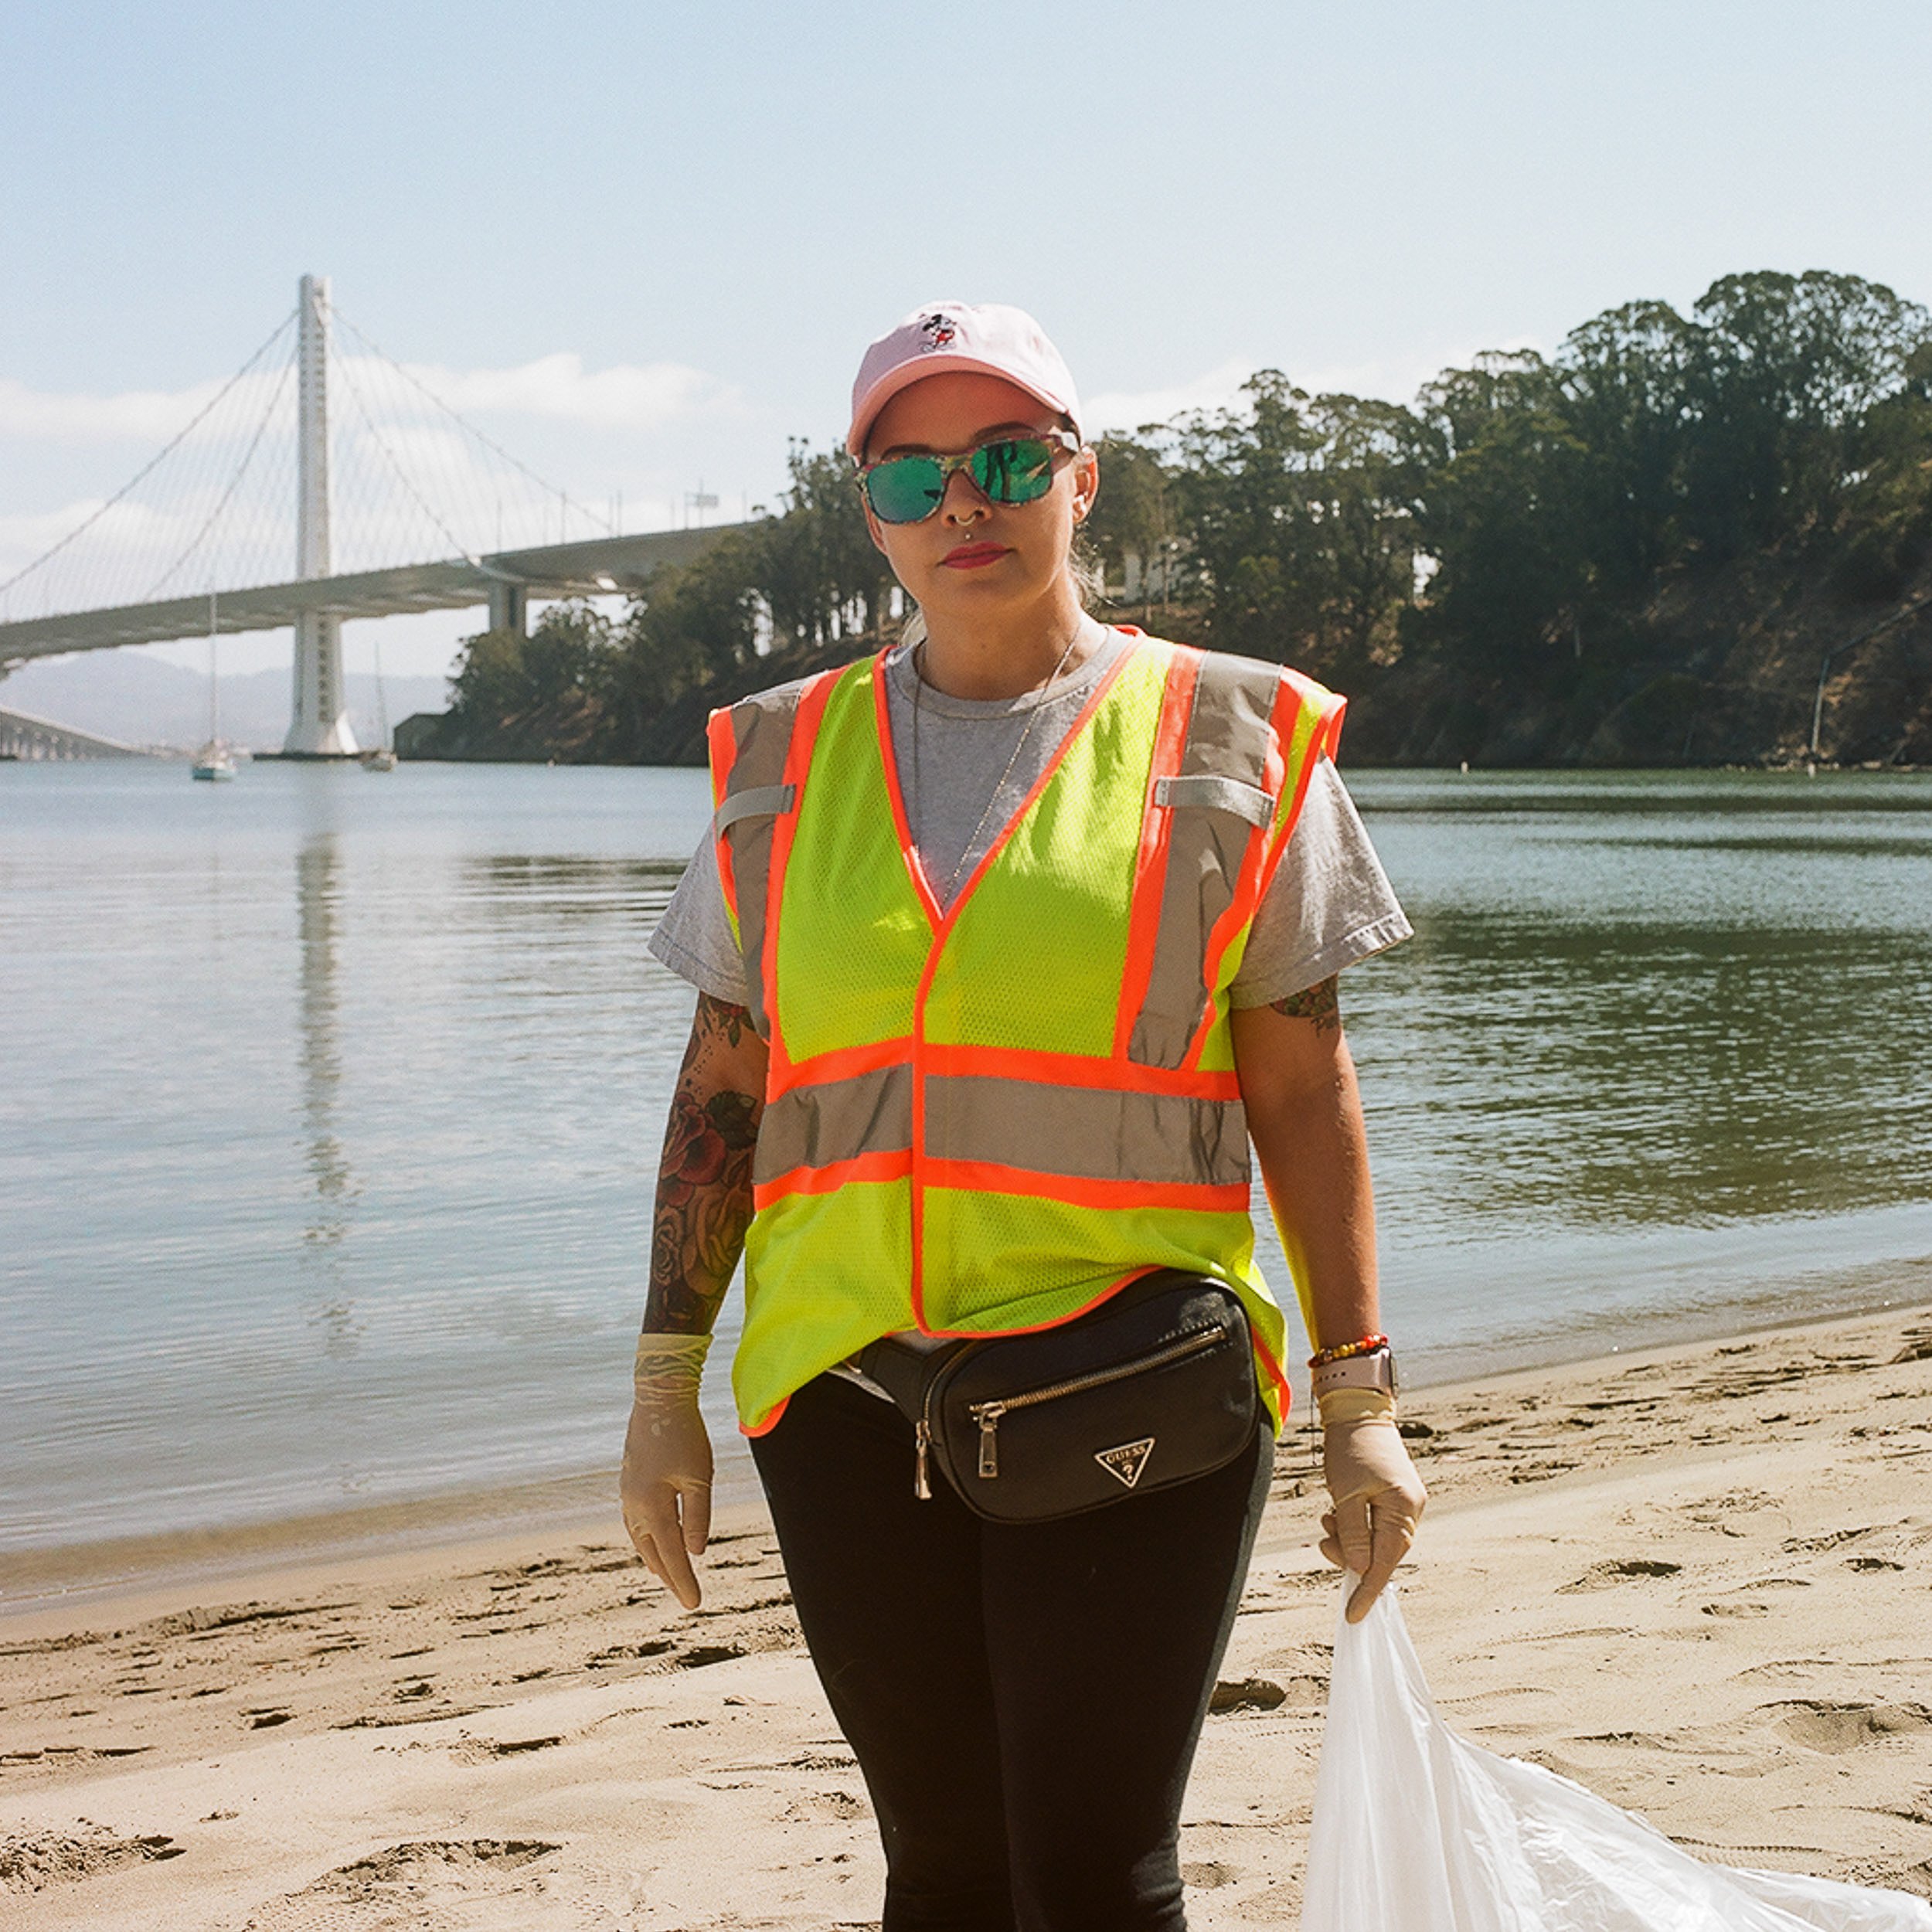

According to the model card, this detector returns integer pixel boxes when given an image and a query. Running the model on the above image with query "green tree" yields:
[1412,352,1594,676]
[1165,375,1426,678]
[607,530,763,743]
[1552,299,1700,600]
[447,600,615,724]
[757,441,891,650]
[1302,394,1427,671]
[1680,270,1932,560]
[1083,433,1177,595]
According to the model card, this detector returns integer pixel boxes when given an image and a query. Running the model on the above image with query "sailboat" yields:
[192,590,237,781]
[359,637,398,770]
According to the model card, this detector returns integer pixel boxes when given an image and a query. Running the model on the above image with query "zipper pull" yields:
[913,1418,933,1500]
[976,1403,1005,1479]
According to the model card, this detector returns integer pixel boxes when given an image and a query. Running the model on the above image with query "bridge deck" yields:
[0,525,750,662]
[0,704,158,757]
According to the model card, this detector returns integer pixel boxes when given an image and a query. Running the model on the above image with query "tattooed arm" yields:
[622,992,767,1610]
[643,991,769,1335]
[1229,976,1378,1350]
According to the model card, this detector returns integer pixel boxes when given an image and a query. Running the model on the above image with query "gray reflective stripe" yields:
[719,692,803,1040]
[755,1067,1250,1192]
[1128,654,1285,1069]
[924,1074,1250,1189]
[713,783,795,838]
[1153,773,1277,828]
[753,1063,913,1184]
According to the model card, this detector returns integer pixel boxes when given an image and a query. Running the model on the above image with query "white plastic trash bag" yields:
[1304,1583,1932,1931]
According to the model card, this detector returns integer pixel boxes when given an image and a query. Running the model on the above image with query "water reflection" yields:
[1345,770,1932,1246]
[454,853,685,927]
[7,763,1929,1558]
[296,831,362,1355]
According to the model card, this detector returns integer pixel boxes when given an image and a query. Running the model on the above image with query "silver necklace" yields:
[910,623,1088,909]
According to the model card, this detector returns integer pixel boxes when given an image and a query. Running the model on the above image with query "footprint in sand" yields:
[1769,1700,1932,1755]
[0,1823,182,1894]
[1557,1558,1682,1593]
[1180,1860,1241,1889]
[241,1838,603,1931]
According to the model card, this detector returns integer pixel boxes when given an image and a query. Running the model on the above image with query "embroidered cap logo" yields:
[918,311,958,351]
[1094,1437,1156,1490]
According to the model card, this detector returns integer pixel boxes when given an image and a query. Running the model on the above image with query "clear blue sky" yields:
[4,0,1927,677]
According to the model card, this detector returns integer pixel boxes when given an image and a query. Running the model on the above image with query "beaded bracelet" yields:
[1308,1332,1389,1369]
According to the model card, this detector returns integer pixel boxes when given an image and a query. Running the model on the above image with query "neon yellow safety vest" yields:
[707,630,1345,1437]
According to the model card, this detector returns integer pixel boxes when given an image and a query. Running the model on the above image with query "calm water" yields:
[3,760,1930,1564]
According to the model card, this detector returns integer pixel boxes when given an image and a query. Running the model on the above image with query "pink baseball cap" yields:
[846,301,1083,459]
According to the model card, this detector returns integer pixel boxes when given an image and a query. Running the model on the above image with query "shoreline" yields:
[5,1298,1930,1923]
[8,1276,1929,1623]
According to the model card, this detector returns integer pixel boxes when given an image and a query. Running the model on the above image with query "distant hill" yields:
[0,653,452,753]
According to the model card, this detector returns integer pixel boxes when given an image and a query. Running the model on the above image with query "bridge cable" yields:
[0,311,298,605]
[142,353,297,600]
[328,306,616,540]
[330,351,483,567]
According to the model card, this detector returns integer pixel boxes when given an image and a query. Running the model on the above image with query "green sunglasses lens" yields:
[864,455,947,524]
[862,436,1063,522]
[971,437,1057,504]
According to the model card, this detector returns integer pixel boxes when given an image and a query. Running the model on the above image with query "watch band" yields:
[1311,1346,1397,1400]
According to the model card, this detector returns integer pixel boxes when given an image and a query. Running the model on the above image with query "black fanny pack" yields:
[855,1271,1259,1523]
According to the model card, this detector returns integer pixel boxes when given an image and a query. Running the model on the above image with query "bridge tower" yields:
[283,274,359,756]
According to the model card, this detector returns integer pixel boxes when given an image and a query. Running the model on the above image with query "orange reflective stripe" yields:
[752,1146,913,1210]
[916,1263,1170,1339]
[920,1040,1240,1100]
[706,704,740,928]
[762,1056,1245,1189]
[1182,667,1337,1070]
[770,1034,916,1098]
[934,644,1134,919]
[1114,642,1198,1059]
[1184,743,1281,1070]
[1250,1327,1292,1421]
[712,685,802,1039]
[738,1391,790,1438]
[706,703,736,810]
[758,665,842,1073]
[872,647,944,930]
[902,638,1140,1328]
[1253,677,1347,917]
[1127,651,1281,1069]
[908,893,946,1327]
[922,1159,1251,1214]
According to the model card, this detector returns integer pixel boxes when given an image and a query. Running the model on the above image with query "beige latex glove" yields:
[620,1333,713,1610]
[1318,1386,1427,1624]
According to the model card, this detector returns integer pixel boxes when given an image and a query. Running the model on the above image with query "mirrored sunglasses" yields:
[857,430,1081,525]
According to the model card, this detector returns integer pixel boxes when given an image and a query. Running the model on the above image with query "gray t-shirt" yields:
[649,624,1410,1006]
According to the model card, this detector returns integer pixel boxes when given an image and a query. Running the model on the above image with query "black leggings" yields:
[750,1371,1274,1932]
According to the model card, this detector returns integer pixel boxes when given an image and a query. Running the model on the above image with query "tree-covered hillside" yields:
[417,270,1932,767]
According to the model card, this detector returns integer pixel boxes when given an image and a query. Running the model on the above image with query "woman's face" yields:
[860,372,1098,627]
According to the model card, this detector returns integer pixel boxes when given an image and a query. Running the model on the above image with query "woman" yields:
[623,301,1426,1931]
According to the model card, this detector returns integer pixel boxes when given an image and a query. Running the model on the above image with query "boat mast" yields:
[373,638,390,750]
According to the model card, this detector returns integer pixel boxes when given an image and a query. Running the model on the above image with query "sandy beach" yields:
[5,1301,1931,1928]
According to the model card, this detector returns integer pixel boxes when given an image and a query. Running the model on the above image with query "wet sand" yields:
[5,1303,1931,1927]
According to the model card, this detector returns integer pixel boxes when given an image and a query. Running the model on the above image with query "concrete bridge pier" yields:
[283,274,359,757]
[486,580,528,636]
[288,609,351,754]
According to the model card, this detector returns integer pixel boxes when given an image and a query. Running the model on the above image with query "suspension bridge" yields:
[0,277,746,755]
